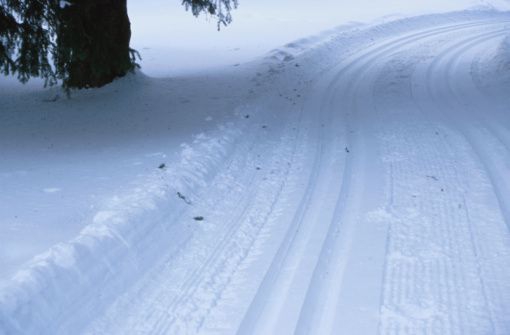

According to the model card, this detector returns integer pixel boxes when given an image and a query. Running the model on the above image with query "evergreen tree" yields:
[0,0,57,86]
[0,0,238,89]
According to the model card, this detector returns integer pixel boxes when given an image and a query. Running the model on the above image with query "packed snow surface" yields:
[1,7,510,335]
[127,0,510,75]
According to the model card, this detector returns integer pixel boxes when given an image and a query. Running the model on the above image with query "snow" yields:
[127,0,510,76]
[59,0,70,9]
[1,1,510,334]
[0,72,248,284]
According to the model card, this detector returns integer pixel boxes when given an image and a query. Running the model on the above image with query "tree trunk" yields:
[58,0,134,88]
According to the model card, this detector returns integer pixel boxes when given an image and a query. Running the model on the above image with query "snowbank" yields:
[129,0,510,75]
[265,23,363,64]
[1,7,509,334]
[0,122,243,334]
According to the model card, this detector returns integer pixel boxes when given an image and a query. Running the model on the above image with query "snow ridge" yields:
[2,8,510,335]
[0,123,242,334]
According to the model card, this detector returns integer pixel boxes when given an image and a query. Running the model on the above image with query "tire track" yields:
[238,18,506,335]
[295,20,507,335]
[385,24,510,334]
[83,94,305,334]
[78,14,510,335]
[429,29,510,333]
[445,34,510,230]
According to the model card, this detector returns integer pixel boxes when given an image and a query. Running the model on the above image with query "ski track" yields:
[2,11,510,335]
[379,24,510,334]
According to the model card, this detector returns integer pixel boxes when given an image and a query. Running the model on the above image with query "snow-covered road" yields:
[2,10,510,335]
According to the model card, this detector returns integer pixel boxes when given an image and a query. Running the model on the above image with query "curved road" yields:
[84,12,510,334]
[87,13,510,335]
[2,12,509,335]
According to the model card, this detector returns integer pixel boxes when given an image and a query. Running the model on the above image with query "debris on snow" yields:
[177,192,192,205]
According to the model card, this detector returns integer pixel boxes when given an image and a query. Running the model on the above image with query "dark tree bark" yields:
[1,0,237,89]
[56,0,136,88]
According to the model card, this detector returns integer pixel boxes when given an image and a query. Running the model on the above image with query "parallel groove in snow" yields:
[2,11,510,335]
[239,17,510,335]
[379,24,510,334]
